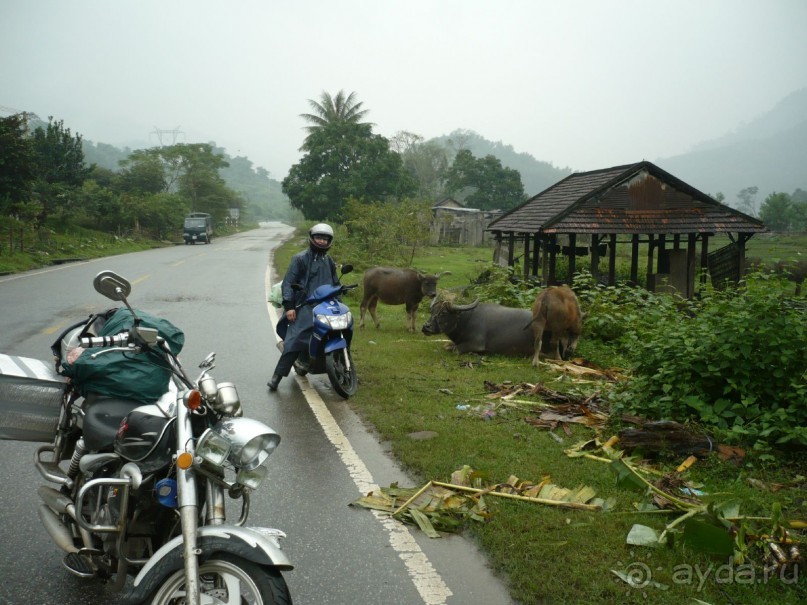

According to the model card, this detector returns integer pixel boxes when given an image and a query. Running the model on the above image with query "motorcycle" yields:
[280,265,358,398]
[19,270,293,604]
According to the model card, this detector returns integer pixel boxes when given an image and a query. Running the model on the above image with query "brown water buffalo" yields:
[529,285,582,365]
[421,297,535,356]
[360,267,450,332]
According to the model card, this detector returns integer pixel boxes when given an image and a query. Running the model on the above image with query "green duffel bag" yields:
[61,308,185,403]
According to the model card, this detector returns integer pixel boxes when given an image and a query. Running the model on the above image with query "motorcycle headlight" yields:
[237,465,268,490]
[213,382,242,416]
[206,417,280,471]
[317,311,352,330]
[196,428,231,466]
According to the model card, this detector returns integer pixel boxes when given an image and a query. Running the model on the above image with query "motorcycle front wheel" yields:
[325,348,357,398]
[148,553,291,605]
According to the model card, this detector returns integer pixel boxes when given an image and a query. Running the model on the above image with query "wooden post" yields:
[646,234,655,290]
[656,234,667,274]
[568,233,576,283]
[507,233,515,267]
[700,234,710,288]
[591,234,600,283]
[609,234,617,286]
[532,233,541,278]
[687,233,697,298]
[523,235,530,279]
[549,234,557,284]
[630,234,640,285]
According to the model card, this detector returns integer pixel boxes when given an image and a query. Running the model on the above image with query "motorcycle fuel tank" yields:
[114,404,176,472]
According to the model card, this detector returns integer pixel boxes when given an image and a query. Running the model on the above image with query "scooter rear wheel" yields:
[325,349,357,398]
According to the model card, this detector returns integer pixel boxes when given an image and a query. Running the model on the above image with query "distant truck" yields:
[183,212,213,244]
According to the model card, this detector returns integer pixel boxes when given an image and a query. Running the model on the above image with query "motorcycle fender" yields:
[323,336,347,354]
[121,525,292,603]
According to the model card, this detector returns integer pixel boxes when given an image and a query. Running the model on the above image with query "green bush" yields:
[611,274,807,447]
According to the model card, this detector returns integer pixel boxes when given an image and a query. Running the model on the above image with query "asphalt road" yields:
[0,223,515,605]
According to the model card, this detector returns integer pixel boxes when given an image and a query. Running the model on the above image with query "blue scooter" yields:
[288,266,358,398]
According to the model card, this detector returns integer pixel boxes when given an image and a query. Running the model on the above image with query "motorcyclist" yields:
[268,223,339,391]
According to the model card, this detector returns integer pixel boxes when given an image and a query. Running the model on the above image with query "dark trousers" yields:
[273,349,310,377]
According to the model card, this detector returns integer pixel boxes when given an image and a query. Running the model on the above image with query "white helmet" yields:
[309,223,334,251]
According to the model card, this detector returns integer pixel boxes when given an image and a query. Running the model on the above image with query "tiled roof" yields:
[487,161,766,235]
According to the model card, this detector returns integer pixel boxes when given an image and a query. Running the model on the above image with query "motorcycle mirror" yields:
[93,271,132,302]
[135,326,159,345]
[340,264,354,275]
[200,352,216,369]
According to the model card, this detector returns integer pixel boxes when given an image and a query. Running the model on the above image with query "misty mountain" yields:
[429,129,573,197]
[430,89,807,211]
[654,88,807,206]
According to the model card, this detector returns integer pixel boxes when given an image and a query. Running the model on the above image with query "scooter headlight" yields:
[202,417,281,471]
[317,311,352,330]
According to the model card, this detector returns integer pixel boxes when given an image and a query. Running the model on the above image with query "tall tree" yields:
[0,113,36,214]
[299,90,371,151]
[759,192,792,232]
[283,121,415,220]
[790,189,807,233]
[736,186,759,217]
[30,117,91,223]
[392,131,450,200]
[445,149,526,211]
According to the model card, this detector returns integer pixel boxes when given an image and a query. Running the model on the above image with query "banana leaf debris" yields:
[350,465,613,538]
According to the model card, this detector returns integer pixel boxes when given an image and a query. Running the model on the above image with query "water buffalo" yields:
[529,285,582,366]
[421,298,535,356]
[360,267,450,332]
[774,258,806,295]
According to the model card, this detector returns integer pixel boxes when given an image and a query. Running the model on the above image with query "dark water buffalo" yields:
[744,257,806,295]
[529,285,582,365]
[360,267,450,332]
[774,259,807,295]
[421,298,534,356]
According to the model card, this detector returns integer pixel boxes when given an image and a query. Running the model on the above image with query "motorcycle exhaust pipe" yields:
[38,486,95,550]
[37,503,79,554]
[38,485,73,515]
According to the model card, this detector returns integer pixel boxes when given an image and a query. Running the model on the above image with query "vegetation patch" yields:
[275,230,806,605]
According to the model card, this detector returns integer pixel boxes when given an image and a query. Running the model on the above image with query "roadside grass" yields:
[0,219,256,274]
[275,237,806,605]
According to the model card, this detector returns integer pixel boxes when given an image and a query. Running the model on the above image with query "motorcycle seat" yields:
[81,392,145,451]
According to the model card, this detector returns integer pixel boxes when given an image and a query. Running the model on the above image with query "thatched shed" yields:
[486,161,766,297]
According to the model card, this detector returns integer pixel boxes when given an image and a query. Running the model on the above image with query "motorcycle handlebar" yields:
[79,332,130,348]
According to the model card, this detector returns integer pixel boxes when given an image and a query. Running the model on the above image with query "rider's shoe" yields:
[293,360,309,376]
[267,374,281,391]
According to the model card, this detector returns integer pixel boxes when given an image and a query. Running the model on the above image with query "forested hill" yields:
[429,129,572,197]
[655,87,807,205]
[81,140,292,220]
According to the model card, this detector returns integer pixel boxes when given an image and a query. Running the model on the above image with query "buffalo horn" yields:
[447,298,479,311]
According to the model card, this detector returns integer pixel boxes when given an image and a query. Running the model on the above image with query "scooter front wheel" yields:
[325,348,357,398]
[147,553,291,605]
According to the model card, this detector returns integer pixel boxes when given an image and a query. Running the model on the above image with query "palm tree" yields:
[299,90,372,149]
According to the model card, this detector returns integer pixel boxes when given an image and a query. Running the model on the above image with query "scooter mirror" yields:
[93,271,132,302]
[341,264,354,275]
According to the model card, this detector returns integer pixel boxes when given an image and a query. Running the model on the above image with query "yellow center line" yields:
[131,274,150,285]
[42,320,69,335]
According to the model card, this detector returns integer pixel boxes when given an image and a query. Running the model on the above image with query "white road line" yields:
[265,264,453,605]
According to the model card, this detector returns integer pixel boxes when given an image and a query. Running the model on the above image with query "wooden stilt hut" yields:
[486,161,766,297]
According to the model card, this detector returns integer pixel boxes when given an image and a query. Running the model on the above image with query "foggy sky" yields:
[2,0,805,182]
